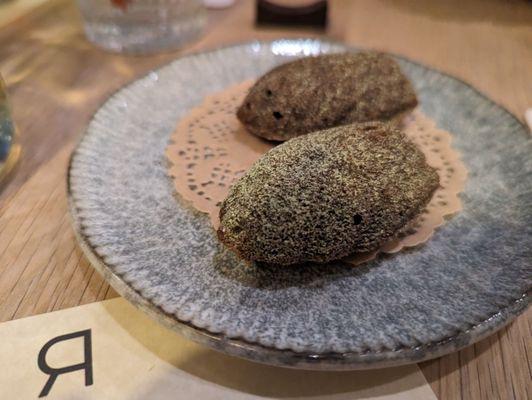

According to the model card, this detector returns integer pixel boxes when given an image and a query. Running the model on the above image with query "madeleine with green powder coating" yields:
[217,122,439,265]
[237,52,418,141]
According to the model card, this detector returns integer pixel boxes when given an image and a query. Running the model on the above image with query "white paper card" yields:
[0,298,437,400]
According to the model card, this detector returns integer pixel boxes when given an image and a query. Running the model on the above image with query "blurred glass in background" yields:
[76,0,206,54]
[0,74,20,189]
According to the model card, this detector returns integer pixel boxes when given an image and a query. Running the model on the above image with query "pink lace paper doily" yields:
[166,80,467,265]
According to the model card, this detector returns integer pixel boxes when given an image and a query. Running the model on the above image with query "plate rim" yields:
[67,38,531,370]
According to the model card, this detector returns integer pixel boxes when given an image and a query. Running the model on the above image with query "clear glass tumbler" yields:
[0,75,20,189]
[76,0,207,54]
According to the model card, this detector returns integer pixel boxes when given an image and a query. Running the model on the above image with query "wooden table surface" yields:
[0,0,530,399]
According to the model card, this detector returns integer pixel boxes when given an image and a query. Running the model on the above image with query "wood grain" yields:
[0,0,530,399]
[0,0,53,29]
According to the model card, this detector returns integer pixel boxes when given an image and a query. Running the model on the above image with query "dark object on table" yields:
[237,52,418,141]
[218,122,439,265]
[256,0,327,28]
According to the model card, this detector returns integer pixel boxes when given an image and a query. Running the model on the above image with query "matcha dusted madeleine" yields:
[237,52,418,141]
[218,122,439,265]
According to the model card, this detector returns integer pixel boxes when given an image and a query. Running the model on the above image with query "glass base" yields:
[83,16,206,54]
[0,139,20,192]
[77,0,207,54]
[0,75,19,192]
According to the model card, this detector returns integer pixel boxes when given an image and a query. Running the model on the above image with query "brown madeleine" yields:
[237,52,417,141]
[218,122,439,265]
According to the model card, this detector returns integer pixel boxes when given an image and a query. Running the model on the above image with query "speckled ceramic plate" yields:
[68,39,531,370]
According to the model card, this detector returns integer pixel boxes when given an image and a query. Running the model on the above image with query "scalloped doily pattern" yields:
[166,80,467,264]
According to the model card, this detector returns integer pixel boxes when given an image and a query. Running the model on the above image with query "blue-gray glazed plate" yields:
[68,39,531,370]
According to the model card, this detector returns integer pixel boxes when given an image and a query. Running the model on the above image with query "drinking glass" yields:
[0,75,19,189]
[76,0,206,54]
